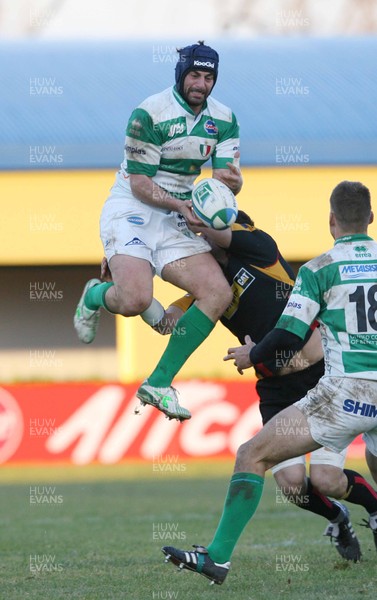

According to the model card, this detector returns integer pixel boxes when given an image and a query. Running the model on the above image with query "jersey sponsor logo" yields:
[293,275,302,293]
[168,123,185,137]
[128,119,142,137]
[339,263,377,279]
[287,300,302,309]
[223,268,255,320]
[204,119,218,135]
[193,60,215,68]
[354,246,372,257]
[343,399,377,417]
[349,333,377,350]
[125,145,146,155]
[200,144,212,157]
[125,237,146,246]
[127,216,144,225]
[161,145,183,153]
[235,268,255,289]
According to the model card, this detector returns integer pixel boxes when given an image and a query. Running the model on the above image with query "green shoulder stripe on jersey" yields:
[277,314,309,339]
[218,112,239,142]
[212,158,234,169]
[126,160,158,176]
[126,108,161,145]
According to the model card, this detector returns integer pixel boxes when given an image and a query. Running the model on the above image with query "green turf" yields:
[0,464,376,600]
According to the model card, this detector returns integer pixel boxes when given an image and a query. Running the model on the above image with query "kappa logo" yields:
[176,213,187,228]
[125,237,146,246]
[204,119,218,135]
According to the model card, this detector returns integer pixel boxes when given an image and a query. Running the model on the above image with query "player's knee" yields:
[274,471,306,500]
[235,441,253,470]
[310,469,345,498]
[235,439,267,473]
[220,282,233,306]
[116,294,151,317]
[209,282,233,316]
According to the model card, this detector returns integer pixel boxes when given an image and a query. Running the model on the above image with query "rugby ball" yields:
[191,178,238,230]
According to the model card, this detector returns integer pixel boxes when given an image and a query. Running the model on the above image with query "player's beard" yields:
[183,86,212,111]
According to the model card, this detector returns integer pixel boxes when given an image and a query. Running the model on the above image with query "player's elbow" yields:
[129,174,150,199]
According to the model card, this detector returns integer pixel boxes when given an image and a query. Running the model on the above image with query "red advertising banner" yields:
[0,381,365,465]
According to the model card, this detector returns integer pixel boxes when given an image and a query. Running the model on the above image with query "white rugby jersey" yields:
[118,86,240,200]
[277,234,377,379]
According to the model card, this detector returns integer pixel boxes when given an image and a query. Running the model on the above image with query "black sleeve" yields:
[249,327,313,366]
[229,225,278,267]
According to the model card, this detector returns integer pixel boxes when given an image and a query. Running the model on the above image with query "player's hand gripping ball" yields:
[191,178,238,230]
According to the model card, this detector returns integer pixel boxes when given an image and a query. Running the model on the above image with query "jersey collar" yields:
[335,233,373,245]
[172,85,208,116]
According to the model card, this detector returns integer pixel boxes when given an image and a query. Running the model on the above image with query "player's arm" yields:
[188,225,232,249]
[211,118,242,195]
[212,161,243,196]
[224,328,314,374]
[130,175,202,226]
[225,265,321,373]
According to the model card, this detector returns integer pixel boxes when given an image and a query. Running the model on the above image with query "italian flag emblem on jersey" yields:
[200,144,212,158]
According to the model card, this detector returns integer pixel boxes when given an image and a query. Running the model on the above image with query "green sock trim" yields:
[148,304,215,387]
[206,472,264,564]
[231,472,264,485]
[84,282,114,310]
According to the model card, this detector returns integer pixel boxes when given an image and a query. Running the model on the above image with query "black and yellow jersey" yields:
[171,222,295,375]
[220,222,294,346]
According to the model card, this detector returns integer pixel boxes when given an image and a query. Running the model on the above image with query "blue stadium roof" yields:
[1,37,376,169]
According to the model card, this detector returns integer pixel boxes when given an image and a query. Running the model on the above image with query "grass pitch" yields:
[0,461,376,600]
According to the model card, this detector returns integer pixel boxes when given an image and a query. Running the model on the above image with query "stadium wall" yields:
[1,37,377,383]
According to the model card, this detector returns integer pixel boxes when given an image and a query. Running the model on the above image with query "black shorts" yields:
[256,359,325,425]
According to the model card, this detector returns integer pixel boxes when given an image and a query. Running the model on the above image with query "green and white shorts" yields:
[294,375,377,456]
[100,178,210,277]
